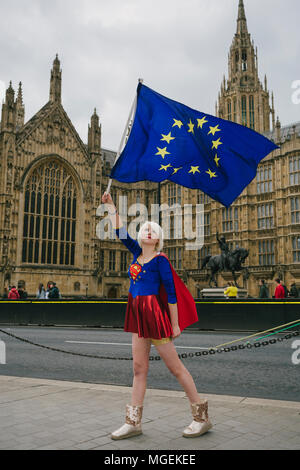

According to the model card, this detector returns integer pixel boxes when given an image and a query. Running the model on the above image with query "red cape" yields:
[158,252,198,331]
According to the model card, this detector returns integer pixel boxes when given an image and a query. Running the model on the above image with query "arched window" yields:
[107,286,118,299]
[22,159,77,266]
[241,96,247,126]
[227,100,232,121]
[74,282,81,292]
[233,98,237,122]
[249,95,255,129]
[235,51,239,72]
[242,50,247,71]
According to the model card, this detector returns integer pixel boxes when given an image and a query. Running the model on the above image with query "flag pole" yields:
[158,182,161,227]
[106,79,143,194]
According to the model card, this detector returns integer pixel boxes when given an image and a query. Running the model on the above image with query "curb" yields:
[1,375,300,410]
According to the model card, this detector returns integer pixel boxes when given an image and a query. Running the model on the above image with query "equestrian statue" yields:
[200,232,249,288]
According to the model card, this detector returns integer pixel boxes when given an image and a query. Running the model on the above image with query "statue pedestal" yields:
[201,288,248,299]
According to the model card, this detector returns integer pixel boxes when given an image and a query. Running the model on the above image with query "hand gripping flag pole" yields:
[106,79,143,194]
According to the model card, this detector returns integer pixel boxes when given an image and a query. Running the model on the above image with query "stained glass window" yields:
[22,160,77,266]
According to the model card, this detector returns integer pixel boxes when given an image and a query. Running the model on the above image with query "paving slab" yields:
[0,375,299,450]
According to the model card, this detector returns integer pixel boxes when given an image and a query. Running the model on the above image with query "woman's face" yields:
[140,224,159,249]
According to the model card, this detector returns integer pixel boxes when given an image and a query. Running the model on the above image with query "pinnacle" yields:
[238,0,246,21]
[236,0,248,34]
[17,82,23,105]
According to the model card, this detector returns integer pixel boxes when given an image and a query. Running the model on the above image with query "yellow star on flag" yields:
[171,167,183,175]
[214,154,220,167]
[159,163,173,172]
[161,132,175,144]
[155,147,171,159]
[187,119,195,134]
[206,169,217,179]
[172,119,183,129]
[212,138,223,150]
[197,117,208,129]
[208,124,221,136]
[189,166,201,175]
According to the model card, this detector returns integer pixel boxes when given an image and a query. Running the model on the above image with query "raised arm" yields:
[102,191,123,230]
[101,192,141,257]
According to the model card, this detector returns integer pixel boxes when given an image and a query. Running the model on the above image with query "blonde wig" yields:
[137,221,164,252]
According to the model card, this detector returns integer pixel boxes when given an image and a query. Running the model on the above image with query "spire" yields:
[271,91,276,131]
[88,108,101,154]
[15,82,25,129]
[236,0,248,35]
[16,82,23,105]
[6,81,15,107]
[91,108,99,126]
[1,82,16,132]
[49,54,62,103]
[275,116,281,143]
[218,0,273,133]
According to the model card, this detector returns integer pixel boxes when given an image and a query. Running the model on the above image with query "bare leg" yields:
[154,341,201,404]
[131,333,151,406]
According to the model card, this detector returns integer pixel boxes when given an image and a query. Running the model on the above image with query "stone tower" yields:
[49,54,62,103]
[216,0,275,133]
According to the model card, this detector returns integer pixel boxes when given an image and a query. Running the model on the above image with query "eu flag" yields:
[110,83,279,207]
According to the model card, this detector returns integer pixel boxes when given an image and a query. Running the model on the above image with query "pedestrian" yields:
[224,282,238,299]
[224,282,230,296]
[102,191,212,440]
[8,285,20,300]
[48,282,60,299]
[281,281,289,298]
[2,286,9,299]
[259,279,269,298]
[18,286,28,299]
[45,282,50,299]
[289,283,299,298]
[36,283,46,299]
[274,279,285,299]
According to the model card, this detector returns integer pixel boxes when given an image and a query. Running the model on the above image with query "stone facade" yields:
[0,1,299,299]
[0,55,159,298]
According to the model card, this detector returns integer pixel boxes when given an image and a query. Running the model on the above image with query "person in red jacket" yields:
[274,278,285,299]
[8,286,20,300]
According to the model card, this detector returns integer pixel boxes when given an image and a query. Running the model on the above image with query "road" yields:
[0,326,299,402]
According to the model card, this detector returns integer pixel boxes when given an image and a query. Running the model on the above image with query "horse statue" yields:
[200,247,249,288]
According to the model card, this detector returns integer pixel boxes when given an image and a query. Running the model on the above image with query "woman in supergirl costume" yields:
[102,192,212,440]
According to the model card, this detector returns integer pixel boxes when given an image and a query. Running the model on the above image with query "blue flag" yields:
[110,83,279,207]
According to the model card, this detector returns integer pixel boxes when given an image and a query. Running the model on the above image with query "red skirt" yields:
[124,292,174,340]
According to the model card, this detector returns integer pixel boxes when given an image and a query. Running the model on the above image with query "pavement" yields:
[0,375,299,451]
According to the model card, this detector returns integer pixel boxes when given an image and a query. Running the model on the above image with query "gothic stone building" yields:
[0,55,160,298]
[1,1,300,298]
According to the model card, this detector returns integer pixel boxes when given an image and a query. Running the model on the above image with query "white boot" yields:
[182,400,212,438]
[111,404,143,440]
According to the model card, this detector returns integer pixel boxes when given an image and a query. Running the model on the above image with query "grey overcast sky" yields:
[0,0,299,150]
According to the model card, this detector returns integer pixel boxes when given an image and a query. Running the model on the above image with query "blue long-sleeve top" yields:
[114,225,177,304]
